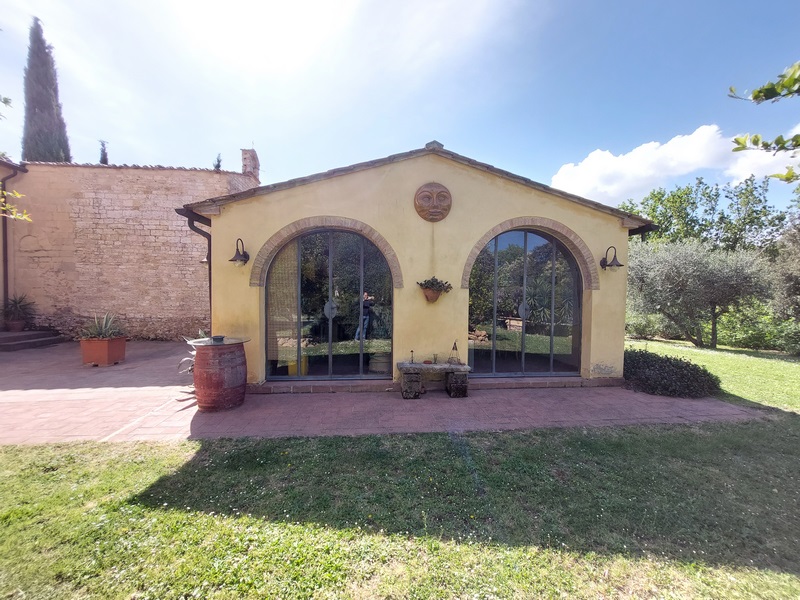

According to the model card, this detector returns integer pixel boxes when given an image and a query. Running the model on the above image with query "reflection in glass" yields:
[364,240,393,375]
[468,229,581,376]
[524,235,553,373]
[266,230,392,379]
[301,233,330,376]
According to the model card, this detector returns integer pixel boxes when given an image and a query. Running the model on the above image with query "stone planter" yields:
[80,337,127,366]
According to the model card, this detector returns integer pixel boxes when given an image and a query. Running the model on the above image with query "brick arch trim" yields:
[460,217,599,290]
[249,216,404,288]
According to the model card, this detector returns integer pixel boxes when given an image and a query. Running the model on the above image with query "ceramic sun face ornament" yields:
[414,182,452,222]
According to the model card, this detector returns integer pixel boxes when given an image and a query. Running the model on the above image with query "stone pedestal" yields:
[446,371,469,397]
[400,370,422,399]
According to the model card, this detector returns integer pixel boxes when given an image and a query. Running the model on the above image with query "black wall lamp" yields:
[600,246,623,270]
[229,238,250,267]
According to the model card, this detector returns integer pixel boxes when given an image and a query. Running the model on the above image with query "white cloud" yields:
[550,124,800,206]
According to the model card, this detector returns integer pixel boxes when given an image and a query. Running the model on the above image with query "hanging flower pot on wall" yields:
[417,276,453,303]
[422,288,442,303]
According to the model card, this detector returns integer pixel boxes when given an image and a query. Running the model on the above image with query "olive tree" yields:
[628,240,769,348]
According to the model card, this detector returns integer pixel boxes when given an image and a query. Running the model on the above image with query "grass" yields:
[627,339,800,413]
[2,341,799,597]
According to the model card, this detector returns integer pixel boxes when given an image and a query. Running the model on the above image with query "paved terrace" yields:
[0,341,761,445]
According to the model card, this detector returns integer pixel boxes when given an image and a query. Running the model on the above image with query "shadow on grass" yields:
[716,391,784,411]
[131,415,800,575]
[710,347,800,363]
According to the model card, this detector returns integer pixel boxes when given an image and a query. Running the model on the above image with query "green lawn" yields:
[627,339,800,413]
[2,341,799,598]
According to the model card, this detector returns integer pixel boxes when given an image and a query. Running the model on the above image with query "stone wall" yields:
[5,162,258,339]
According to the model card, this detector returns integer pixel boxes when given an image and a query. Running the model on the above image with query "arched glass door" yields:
[468,230,581,375]
[266,231,393,378]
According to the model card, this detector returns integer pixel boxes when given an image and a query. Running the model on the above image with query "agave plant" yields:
[178,330,208,374]
[79,313,125,339]
[3,293,36,322]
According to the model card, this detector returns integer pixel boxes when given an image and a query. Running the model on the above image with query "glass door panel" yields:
[553,248,581,371]
[495,231,525,374]
[524,233,554,373]
[300,233,331,376]
[266,241,299,377]
[468,243,496,373]
[363,239,393,374]
[331,232,361,376]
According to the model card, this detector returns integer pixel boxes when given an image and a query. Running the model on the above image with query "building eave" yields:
[184,141,653,230]
[0,158,28,173]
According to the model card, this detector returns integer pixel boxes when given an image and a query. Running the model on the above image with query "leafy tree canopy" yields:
[620,176,786,255]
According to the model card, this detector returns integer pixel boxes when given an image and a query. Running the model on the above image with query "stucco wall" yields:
[4,163,257,338]
[200,153,632,383]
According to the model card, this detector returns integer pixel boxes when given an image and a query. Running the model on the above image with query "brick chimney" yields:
[241,148,260,184]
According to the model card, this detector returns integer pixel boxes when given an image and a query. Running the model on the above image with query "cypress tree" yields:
[21,18,71,162]
[99,140,108,165]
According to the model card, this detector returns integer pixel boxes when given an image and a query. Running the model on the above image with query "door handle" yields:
[324,299,338,320]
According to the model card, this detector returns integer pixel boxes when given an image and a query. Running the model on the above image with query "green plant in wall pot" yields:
[79,313,127,367]
[417,276,453,303]
[3,294,36,332]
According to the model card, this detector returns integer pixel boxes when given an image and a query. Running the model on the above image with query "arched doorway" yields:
[266,230,393,379]
[468,229,581,375]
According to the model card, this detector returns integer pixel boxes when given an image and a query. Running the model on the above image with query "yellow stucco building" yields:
[182,142,651,387]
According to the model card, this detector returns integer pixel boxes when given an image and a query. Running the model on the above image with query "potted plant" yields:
[3,294,36,332]
[79,313,127,366]
[417,276,453,303]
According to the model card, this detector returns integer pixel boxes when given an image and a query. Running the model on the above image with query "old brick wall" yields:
[6,163,258,339]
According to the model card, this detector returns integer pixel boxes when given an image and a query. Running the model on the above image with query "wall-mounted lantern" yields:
[229,238,250,267]
[599,246,623,270]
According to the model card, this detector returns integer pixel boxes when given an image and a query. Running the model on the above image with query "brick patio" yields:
[0,341,761,445]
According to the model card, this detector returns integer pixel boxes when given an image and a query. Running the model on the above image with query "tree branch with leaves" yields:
[1,189,31,221]
[730,61,800,183]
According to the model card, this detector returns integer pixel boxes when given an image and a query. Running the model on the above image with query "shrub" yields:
[777,321,800,355]
[712,299,783,351]
[623,349,721,398]
[626,312,682,340]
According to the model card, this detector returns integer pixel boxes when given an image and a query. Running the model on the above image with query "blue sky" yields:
[1,0,798,208]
